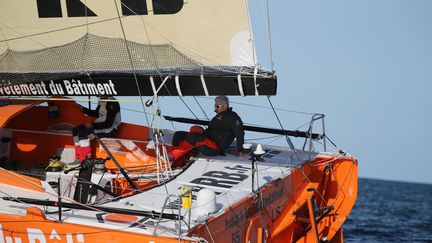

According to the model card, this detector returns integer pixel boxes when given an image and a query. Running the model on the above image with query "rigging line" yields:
[295,120,316,131]
[150,97,162,132]
[0,190,61,221]
[113,0,149,127]
[204,222,216,243]
[244,0,257,66]
[296,167,329,206]
[118,3,166,82]
[0,171,156,229]
[147,76,171,105]
[197,97,315,115]
[118,2,177,138]
[246,134,282,141]
[193,97,210,121]
[262,0,275,71]
[119,0,266,76]
[82,0,90,73]
[0,25,9,49]
[121,109,155,121]
[243,119,310,135]
[119,3,206,70]
[0,17,122,43]
[324,135,339,149]
[331,164,355,207]
[108,104,153,116]
[2,96,152,104]
[267,96,294,149]
[120,3,241,71]
[0,168,44,191]
[118,3,172,44]
[178,97,199,120]
[311,139,339,155]
[144,97,173,198]
[120,3,194,123]
[264,135,284,145]
[0,26,32,88]
[5,200,181,237]
[80,36,89,77]
[84,0,89,34]
[0,21,84,79]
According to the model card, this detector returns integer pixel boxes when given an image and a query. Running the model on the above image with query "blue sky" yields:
[248,0,432,184]
[122,0,432,184]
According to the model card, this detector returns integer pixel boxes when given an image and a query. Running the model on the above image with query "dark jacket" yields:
[205,108,244,152]
[82,97,121,133]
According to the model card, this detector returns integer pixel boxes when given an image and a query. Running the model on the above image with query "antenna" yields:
[251,144,265,195]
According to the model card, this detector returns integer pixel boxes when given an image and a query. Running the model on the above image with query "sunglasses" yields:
[214,105,223,108]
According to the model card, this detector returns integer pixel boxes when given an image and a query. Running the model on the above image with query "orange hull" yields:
[0,156,357,242]
[0,99,170,195]
[0,100,358,242]
[192,155,358,243]
[0,155,357,243]
[0,208,195,243]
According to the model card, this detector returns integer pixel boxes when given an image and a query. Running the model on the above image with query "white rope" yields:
[204,222,215,243]
[150,76,157,96]
[262,0,275,71]
[254,65,259,96]
[237,74,245,97]
[112,0,149,126]
[175,75,183,96]
[0,167,181,235]
[244,0,257,66]
[147,76,171,104]
[200,74,209,96]
[0,24,10,49]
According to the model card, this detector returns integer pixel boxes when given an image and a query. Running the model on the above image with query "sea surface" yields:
[344,178,432,242]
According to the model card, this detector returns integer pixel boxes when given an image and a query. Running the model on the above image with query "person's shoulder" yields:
[225,110,242,124]
[227,109,241,117]
[106,100,120,110]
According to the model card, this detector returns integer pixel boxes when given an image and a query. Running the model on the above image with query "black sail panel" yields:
[0,73,276,96]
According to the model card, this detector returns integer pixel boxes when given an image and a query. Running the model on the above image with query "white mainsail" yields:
[0,0,276,96]
[0,0,255,66]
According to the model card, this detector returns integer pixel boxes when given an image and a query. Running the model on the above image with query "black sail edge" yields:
[0,72,277,97]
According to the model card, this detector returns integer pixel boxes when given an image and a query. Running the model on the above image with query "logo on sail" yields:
[36,0,184,18]
[0,80,118,96]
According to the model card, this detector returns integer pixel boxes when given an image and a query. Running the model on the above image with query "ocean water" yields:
[344,178,432,242]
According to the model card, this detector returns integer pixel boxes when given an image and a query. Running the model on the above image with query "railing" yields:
[302,113,326,152]
[153,188,192,239]
[162,115,329,153]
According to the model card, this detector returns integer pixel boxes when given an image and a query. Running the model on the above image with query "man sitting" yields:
[169,96,246,165]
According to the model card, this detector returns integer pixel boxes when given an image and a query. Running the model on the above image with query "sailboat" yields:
[0,0,358,242]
